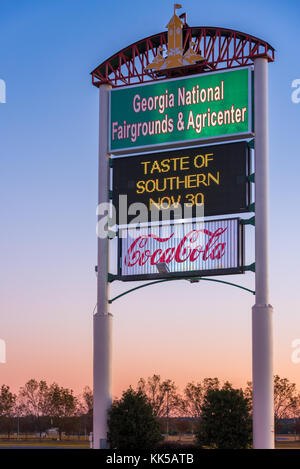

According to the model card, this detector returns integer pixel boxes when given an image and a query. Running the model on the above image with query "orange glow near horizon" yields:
[2,280,300,399]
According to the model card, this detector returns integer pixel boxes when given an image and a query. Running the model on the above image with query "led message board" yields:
[112,141,250,223]
[110,68,252,153]
[118,218,244,281]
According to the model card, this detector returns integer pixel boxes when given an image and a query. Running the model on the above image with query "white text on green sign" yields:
[110,68,252,153]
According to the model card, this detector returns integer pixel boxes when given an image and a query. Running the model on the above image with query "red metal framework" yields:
[91,26,275,88]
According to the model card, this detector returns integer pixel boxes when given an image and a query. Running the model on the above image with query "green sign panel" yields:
[110,68,252,153]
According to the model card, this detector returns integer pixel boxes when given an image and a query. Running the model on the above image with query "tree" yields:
[81,386,93,436]
[245,375,298,432]
[0,385,16,438]
[243,381,252,406]
[183,378,220,418]
[47,383,77,440]
[107,388,163,449]
[82,386,93,415]
[137,374,181,418]
[292,393,300,435]
[274,375,298,430]
[195,382,252,449]
[295,415,300,436]
[18,379,50,437]
[76,386,93,438]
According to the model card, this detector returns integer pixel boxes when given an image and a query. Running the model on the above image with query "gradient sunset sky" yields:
[0,0,300,398]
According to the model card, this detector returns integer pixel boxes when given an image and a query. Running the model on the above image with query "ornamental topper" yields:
[145,4,205,72]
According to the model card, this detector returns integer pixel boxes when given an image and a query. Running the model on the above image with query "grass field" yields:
[275,441,300,449]
[0,435,299,449]
[0,440,89,449]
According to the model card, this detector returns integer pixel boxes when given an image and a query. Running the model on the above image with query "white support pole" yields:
[93,83,112,449]
[252,57,274,449]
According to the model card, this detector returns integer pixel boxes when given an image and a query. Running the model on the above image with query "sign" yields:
[118,218,244,281]
[110,68,252,153]
[112,142,250,223]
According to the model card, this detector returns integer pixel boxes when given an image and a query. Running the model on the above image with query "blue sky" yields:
[0,0,300,394]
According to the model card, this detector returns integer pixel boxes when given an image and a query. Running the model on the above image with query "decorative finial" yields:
[174,3,182,15]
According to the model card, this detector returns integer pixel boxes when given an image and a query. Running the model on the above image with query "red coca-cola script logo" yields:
[124,228,227,268]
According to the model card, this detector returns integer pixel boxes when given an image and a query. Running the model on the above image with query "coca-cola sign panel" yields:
[118,218,244,280]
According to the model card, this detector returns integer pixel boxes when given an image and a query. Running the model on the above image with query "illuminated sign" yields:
[112,142,250,223]
[118,218,244,281]
[110,68,252,153]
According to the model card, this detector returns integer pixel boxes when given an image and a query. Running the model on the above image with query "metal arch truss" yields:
[108,277,255,304]
[91,27,275,88]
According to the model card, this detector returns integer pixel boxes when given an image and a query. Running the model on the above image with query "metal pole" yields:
[93,83,112,449]
[252,57,274,449]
